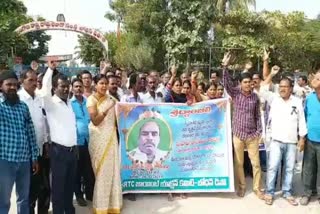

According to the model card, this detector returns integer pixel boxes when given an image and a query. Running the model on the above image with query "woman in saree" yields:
[87,74,122,214]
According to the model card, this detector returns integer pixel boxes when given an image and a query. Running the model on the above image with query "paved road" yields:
[9,172,320,214]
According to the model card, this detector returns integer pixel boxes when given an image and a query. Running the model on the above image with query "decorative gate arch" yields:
[15,21,108,58]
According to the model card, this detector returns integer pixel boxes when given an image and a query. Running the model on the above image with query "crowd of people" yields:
[0,50,319,214]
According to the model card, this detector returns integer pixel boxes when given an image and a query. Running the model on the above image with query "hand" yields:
[186,99,193,106]
[170,65,177,77]
[244,61,253,71]
[104,99,116,115]
[32,161,39,175]
[191,71,198,81]
[263,48,270,61]
[297,138,305,152]
[270,65,280,76]
[221,52,232,67]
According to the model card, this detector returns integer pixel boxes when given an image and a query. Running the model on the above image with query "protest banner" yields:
[116,98,234,193]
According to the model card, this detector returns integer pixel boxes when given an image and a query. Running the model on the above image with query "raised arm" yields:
[40,61,57,98]
[190,71,202,102]
[261,65,280,86]
[221,52,240,98]
[262,48,270,80]
[164,65,177,100]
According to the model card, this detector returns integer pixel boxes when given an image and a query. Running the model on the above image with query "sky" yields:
[22,0,320,56]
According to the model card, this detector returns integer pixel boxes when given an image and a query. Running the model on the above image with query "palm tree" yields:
[215,0,256,13]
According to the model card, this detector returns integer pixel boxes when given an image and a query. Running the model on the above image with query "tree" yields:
[213,10,320,71]
[0,0,51,65]
[215,0,256,13]
[163,0,215,68]
[105,0,170,70]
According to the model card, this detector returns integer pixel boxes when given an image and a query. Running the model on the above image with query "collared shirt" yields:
[39,68,77,147]
[18,88,46,154]
[223,68,262,140]
[120,92,142,103]
[305,92,320,143]
[260,88,307,143]
[0,99,39,162]
[128,148,169,164]
[71,96,90,146]
[140,92,163,104]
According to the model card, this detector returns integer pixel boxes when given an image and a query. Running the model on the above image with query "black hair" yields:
[93,74,107,84]
[198,82,206,90]
[20,69,37,81]
[71,78,83,86]
[280,76,294,87]
[129,73,139,89]
[299,75,308,83]
[78,70,92,79]
[208,82,218,89]
[107,74,119,81]
[252,71,263,80]
[52,73,69,88]
[239,72,252,82]
[173,78,182,86]
[182,80,192,88]
[217,83,224,89]
[210,69,221,78]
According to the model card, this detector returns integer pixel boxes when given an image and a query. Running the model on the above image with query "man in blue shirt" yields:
[300,71,320,205]
[70,78,95,207]
[0,71,39,214]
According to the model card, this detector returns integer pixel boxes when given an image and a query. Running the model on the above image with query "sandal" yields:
[284,196,298,206]
[264,195,273,205]
[236,189,245,197]
[254,190,265,200]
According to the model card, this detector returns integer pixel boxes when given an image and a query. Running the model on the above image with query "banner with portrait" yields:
[116,98,234,193]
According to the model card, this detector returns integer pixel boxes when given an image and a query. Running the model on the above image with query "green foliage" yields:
[215,0,256,13]
[214,10,320,71]
[76,0,320,72]
[0,0,51,65]
[163,0,215,66]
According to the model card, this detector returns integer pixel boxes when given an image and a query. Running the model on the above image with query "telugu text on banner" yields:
[116,98,234,193]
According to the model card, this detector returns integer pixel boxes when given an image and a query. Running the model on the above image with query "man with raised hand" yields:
[222,52,264,200]
[40,61,78,214]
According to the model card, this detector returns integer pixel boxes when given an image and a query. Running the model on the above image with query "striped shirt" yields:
[223,68,262,140]
[0,99,39,162]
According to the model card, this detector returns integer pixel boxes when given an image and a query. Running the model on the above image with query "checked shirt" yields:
[0,99,39,162]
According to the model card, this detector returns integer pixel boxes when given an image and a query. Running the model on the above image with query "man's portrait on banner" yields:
[126,110,172,166]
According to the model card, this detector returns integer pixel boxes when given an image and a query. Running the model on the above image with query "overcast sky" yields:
[22,0,319,56]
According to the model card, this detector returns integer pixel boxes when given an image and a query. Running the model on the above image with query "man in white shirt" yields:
[294,75,312,100]
[260,73,307,206]
[140,76,164,104]
[40,61,77,214]
[18,69,50,214]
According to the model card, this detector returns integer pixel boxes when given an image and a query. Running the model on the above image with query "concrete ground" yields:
[9,171,320,214]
